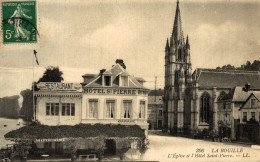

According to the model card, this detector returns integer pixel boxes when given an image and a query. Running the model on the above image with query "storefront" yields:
[34,82,82,125]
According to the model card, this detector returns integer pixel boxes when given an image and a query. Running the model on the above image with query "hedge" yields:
[5,124,145,139]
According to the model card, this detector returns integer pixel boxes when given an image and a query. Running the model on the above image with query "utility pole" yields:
[154,76,157,102]
[155,76,157,129]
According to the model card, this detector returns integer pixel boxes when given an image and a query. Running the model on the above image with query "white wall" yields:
[81,93,148,129]
[36,96,82,125]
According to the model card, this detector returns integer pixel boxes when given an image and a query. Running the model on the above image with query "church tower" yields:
[164,0,192,133]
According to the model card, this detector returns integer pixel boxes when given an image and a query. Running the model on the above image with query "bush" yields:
[202,129,210,137]
[190,127,203,139]
[5,124,145,140]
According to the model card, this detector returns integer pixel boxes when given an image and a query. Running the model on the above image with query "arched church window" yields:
[174,71,179,86]
[200,92,210,123]
[178,49,182,61]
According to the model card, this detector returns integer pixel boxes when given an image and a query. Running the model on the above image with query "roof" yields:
[195,68,260,89]
[219,86,260,102]
[135,77,145,82]
[239,92,260,110]
[5,124,145,140]
[232,87,253,102]
[82,74,96,77]
[148,96,163,105]
[149,89,164,96]
[83,64,148,89]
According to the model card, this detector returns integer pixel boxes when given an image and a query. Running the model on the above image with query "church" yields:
[164,0,260,138]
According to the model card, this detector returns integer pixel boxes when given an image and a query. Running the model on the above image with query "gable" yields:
[84,64,147,89]
[240,93,260,110]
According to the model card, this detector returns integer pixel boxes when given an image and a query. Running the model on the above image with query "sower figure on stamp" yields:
[8,4,32,41]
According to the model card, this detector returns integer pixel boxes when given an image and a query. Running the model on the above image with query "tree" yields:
[216,60,260,71]
[37,66,64,83]
[20,66,64,120]
[64,139,81,162]
[220,64,235,70]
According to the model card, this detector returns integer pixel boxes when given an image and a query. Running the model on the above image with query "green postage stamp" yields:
[2,1,37,44]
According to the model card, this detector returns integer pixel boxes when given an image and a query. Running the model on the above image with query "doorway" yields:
[105,139,116,155]
[158,120,163,129]
[55,142,63,154]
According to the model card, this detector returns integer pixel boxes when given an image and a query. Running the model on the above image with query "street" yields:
[143,133,260,162]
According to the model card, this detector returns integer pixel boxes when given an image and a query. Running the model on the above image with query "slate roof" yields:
[148,96,163,105]
[195,68,260,89]
[219,86,260,103]
[83,64,148,90]
[135,77,145,82]
[149,89,164,96]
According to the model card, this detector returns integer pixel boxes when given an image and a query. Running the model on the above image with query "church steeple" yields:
[165,38,170,52]
[186,35,190,49]
[171,0,184,46]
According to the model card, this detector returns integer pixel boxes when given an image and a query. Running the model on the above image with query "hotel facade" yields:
[34,63,149,135]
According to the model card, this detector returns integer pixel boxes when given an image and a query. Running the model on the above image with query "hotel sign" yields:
[85,88,147,95]
[37,82,82,91]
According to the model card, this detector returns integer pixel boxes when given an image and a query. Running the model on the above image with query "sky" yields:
[0,0,260,99]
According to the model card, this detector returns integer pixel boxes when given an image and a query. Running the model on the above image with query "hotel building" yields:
[34,63,149,135]
[81,63,149,136]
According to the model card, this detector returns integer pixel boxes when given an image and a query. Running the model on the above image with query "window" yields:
[106,100,115,118]
[157,120,163,129]
[251,112,256,120]
[158,110,163,117]
[62,103,75,116]
[46,103,50,115]
[104,76,111,86]
[200,92,210,123]
[89,99,98,118]
[44,142,52,149]
[123,100,132,118]
[243,112,247,122]
[139,101,145,119]
[251,99,257,108]
[223,103,226,109]
[46,103,59,116]
[121,76,128,87]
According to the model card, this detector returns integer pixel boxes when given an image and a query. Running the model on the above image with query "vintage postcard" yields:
[0,0,260,162]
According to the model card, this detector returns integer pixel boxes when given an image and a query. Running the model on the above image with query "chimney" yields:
[100,69,106,74]
[245,83,251,92]
[116,59,126,69]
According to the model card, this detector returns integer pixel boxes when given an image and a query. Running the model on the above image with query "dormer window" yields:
[251,99,257,108]
[121,76,128,87]
[104,76,111,86]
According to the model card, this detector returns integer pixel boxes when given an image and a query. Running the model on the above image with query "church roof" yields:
[83,64,148,90]
[195,68,260,89]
